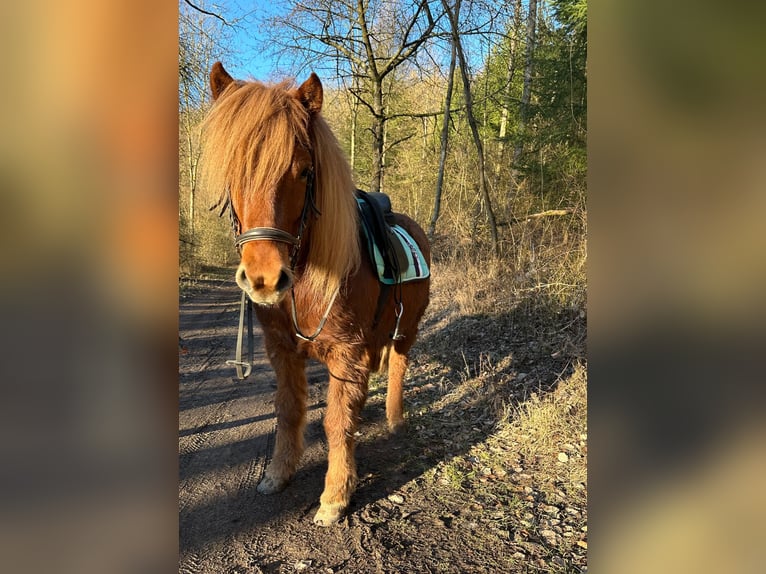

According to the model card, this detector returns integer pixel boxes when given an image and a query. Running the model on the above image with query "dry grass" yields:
[500,362,588,497]
[399,223,587,570]
[430,209,586,313]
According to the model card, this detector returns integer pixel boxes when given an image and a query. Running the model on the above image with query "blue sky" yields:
[203,0,500,83]
[217,1,286,81]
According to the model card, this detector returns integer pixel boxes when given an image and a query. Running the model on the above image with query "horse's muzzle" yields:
[236,264,293,305]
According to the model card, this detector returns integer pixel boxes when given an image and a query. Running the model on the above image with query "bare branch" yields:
[183,0,229,25]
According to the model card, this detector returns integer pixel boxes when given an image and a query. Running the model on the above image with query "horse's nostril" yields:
[236,267,247,285]
[276,269,292,292]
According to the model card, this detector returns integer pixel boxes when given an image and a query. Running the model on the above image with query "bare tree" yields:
[265,0,439,193]
[441,0,499,254]
[512,0,537,170]
[428,30,456,239]
[179,0,235,270]
[179,5,220,239]
[497,0,523,164]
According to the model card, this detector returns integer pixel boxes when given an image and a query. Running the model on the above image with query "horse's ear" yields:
[296,73,323,114]
[210,61,234,101]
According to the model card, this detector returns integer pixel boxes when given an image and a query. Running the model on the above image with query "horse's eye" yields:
[300,168,311,180]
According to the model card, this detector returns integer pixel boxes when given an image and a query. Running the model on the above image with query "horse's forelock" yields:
[200,80,309,206]
[200,78,360,308]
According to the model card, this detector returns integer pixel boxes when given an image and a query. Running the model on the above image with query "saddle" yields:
[355,190,410,281]
[355,190,429,338]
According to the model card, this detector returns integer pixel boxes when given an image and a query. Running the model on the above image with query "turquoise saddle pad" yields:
[358,218,430,285]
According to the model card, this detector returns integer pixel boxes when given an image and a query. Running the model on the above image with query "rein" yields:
[220,169,338,378]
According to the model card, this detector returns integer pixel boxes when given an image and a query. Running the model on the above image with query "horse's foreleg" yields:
[257,347,307,495]
[313,357,369,526]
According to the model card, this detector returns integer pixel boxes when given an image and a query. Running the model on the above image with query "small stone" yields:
[541,504,560,516]
[557,452,569,463]
[388,493,405,504]
[540,529,560,546]
[294,559,312,571]
[481,467,492,476]
[577,540,588,549]
[523,486,534,494]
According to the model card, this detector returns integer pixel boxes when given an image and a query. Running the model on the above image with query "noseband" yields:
[234,227,299,249]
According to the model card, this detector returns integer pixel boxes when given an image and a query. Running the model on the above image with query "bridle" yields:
[216,167,338,350]
[230,169,319,270]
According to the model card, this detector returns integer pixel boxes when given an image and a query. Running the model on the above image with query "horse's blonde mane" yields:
[199,79,360,308]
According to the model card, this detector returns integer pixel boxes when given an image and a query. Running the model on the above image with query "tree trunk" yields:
[512,0,537,170]
[350,91,358,170]
[370,81,384,194]
[428,35,457,239]
[381,115,388,194]
[442,0,499,254]
[497,0,522,166]
[185,124,196,237]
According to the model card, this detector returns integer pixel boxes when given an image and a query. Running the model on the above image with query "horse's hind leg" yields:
[386,343,410,432]
[314,352,369,526]
[257,344,307,494]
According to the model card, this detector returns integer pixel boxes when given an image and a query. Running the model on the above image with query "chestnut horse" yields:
[200,62,430,525]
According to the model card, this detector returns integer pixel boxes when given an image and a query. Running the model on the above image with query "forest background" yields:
[179,0,587,315]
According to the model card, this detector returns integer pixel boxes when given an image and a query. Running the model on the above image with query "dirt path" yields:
[179,278,587,573]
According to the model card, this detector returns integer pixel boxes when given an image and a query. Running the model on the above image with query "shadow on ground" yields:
[179,288,586,571]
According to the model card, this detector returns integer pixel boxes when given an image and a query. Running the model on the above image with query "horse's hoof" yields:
[257,474,287,494]
[313,503,346,526]
[387,417,406,434]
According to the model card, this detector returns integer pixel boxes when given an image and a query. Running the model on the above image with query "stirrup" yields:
[390,301,405,341]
